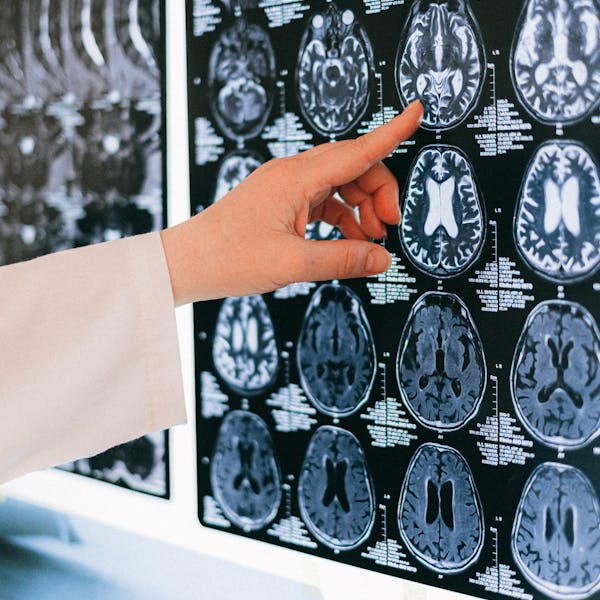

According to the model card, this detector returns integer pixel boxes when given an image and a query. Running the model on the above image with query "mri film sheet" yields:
[189,0,600,598]
[0,0,172,498]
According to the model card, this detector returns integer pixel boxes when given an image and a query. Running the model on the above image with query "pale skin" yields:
[160,100,424,307]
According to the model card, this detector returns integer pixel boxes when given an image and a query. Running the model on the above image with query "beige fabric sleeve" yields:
[0,231,187,484]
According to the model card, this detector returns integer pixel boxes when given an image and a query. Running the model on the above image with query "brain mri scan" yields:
[212,150,263,204]
[213,295,279,396]
[513,462,600,599]
[208,18,276,142]
[298,426,375,550]
[395,0,486,130]
[211,410,282,531]
[397,292,486,431]
[296,3,374,137]
[511,0,600,125]
[400,145,485,277]
[398,443,484,573]
[515,140,600,283]
[511,300,600,450]
[305,221,343,240]
[297,284,376,417]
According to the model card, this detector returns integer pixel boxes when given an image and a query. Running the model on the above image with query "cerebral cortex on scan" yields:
[208,18,276,141]
[210,411,282,531]
[298,426,375,550]
[513,463,600,599]
[398,443,484,573]
[297,284,376,417]
[296,2,374,136]
[512,0,600,124]
[397,292,486,431]
[511,300,600,450]
[515,140,600,283]
[396,0,486,129]
[401,145,485,278]
[212,295,279,396]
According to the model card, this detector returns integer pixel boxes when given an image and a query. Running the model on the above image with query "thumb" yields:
[290,239,392,283]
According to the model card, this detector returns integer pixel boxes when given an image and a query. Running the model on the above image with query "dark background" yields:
[188,0,600,597]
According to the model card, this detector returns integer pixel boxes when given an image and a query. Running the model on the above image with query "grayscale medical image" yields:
[208,18,276,142]
[511,300,600,450]
[62,431,168,497]
[514,140,600,283]
[396,292,486,431]
[0,0,163,265]
[511,0,600,125]
[212,150,263,204]
[298,426,375,551]
[400,145,485,278]
[512,462,600,600]
[297,283,376,417]
[296,2,374,137]
[395,0,485,130]
[210,410,282,531]
[213,295,280,396]
[398,443,484,573]
[305,221,343,240]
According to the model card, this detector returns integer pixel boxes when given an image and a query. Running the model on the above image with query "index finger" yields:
[306,100,423,188]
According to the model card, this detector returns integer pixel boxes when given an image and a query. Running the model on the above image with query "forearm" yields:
[0,233,186,483]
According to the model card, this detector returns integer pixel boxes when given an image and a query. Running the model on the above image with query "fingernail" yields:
[366,249,392,274]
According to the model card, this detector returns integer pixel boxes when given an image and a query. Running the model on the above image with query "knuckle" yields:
[341,245,358,278]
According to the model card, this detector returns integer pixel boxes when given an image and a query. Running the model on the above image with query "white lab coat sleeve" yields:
[0,231,187,484]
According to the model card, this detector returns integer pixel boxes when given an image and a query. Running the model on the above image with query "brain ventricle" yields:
[398,443,484,573]
[511,0,600,124]
[513,462,600,599]
[395,0,486,130]
[511,300,600,450]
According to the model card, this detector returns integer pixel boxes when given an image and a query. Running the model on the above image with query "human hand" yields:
[161,100,423,306]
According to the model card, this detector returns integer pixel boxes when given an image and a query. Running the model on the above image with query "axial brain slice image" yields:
[210,411,282,531]
[296,3,374,136]
[401,145,485,277]
[398,443,484,573]
[511,0,600,124]
[212,151,263,204]
[212,295,279,396]
[208,18,276,141]
[511,300,600,450]
[297,284,376,417]
[397,292,486,430]
[395,0,485,129]
[298,426,375,550]
[513,463,600,599]
[515,140,600,282]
